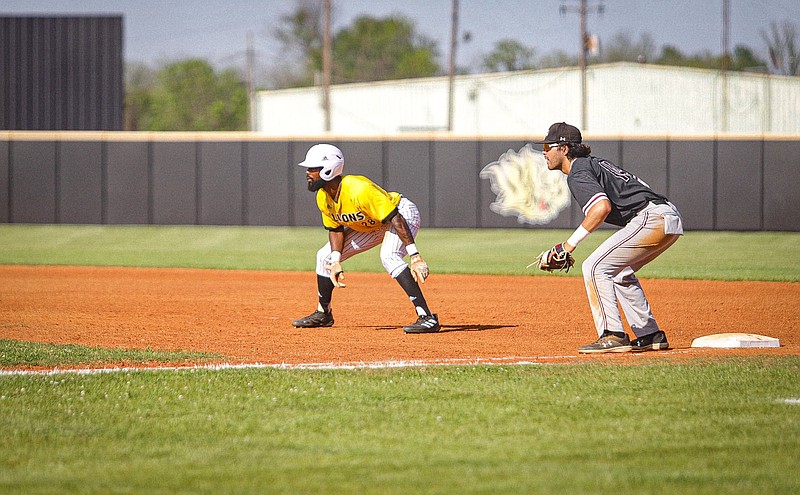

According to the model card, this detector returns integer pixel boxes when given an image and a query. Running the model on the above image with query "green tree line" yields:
[125,6,798,131]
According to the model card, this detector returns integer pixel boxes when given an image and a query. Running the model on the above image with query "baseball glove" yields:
[528,243,575,273]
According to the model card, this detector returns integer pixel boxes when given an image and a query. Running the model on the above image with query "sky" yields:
[4,0,799,85]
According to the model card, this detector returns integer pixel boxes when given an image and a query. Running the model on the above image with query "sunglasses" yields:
[542,143,562,152]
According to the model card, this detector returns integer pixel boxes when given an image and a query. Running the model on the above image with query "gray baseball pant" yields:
[582,202,683,338]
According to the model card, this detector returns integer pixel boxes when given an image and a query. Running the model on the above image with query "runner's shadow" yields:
[439,324,516,333]
[369,324,516,332]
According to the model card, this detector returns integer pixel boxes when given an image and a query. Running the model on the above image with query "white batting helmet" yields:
[299,144,344,181]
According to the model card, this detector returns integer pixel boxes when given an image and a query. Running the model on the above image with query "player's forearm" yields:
[582,200,611,230]
[565,200,611,252]
[328,231,345,254]
[390,215,416,247]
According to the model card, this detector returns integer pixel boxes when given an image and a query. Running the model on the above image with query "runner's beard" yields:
[307,178,326,191]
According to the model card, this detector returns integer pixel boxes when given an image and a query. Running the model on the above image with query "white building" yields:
[253,62,800,138]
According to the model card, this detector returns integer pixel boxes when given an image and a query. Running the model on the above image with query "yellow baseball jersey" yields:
[316,175,402,232]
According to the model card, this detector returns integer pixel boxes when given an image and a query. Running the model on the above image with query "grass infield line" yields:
[0,354,595,376]
[0,348,720,376]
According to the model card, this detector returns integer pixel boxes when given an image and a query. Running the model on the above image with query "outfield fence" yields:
[1,132,799,231]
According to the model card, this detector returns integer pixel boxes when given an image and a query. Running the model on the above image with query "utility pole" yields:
[447,0,459,132]
[246,31,255,131]
[721,0,730,132]
[560,0,604,131]
[322,0,332,132]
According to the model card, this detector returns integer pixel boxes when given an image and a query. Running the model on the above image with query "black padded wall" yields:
[2,135,798,231]
[0,16,123,131]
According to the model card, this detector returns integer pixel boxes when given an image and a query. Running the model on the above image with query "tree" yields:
[655,45,687,68]
[141,59,248,131]
[654,43,767,73]
[482,39,536,72]
[538,50,578,69]
[124,63,156,131]
[761,20,799,75]
[729,45,768,72]
[330,15,439,83]
[271,0,323,87]
[655,45,723,70]
[269,5,440,87]
[601,32,656,63]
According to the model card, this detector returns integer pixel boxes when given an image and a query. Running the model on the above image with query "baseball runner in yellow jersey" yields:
[292,144,440,334]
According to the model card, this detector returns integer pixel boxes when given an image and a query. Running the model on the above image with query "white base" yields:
[690,333,780,349]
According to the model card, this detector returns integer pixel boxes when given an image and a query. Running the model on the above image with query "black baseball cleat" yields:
[630,330,669,351]
[578,332,632,354]
[292,310,334,328]
[403,314,440,334]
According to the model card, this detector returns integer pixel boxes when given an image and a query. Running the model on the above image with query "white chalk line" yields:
[0,347,712,376]
[0,355,581,376]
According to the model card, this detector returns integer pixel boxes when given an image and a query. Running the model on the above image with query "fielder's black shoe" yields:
[578,331,632,354]
[630,330,669,352]
[292,310,334,328]
[403,314,440,334]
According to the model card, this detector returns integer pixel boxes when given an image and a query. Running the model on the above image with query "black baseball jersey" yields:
[568,156,669,227]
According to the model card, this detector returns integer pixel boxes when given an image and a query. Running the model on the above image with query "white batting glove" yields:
[325,260,346,288]
[409,254,429,284]
[324,251,346,288]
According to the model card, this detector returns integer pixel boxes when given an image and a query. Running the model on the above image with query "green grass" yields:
[1,224,799,280]
[1,224,799,493]
[1,358,798,494]
[0,339,226,368]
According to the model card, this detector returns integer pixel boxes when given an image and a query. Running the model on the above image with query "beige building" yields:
[253,62,800,138]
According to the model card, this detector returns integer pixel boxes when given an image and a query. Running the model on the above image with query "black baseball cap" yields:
[534,122,582,144]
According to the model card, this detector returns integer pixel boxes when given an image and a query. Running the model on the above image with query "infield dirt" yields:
[1,265,798,369]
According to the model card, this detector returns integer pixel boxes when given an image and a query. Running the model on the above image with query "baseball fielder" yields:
[535,123,683,353]
[292,144,440,334]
